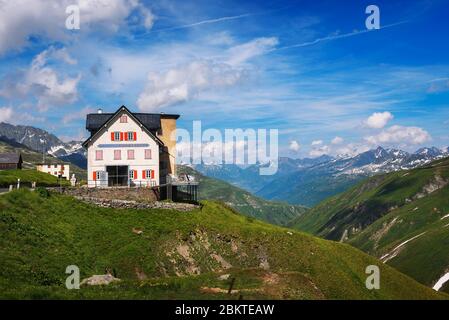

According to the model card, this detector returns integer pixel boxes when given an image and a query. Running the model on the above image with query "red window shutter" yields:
[142,170,146,179]
[111,132,115,141]
[134,170,138,179]
[93,171,96,181]
[120,132,124,141]
[151,170,155,179]
[124,133,128,141]
[133,132,137,141]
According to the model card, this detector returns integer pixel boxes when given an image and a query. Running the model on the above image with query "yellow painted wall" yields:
[159,116,177,175]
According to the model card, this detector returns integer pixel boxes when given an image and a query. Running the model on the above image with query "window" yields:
[127,131,136,141]
[95,150,103,160]
[145,149,152,159]
[142,169,154,179]
[129,170,137,179]
[47,165,51,169]
[93,171,101,181]
[113,132,120,141]
[127,149,135,160]
[54,164,58,168]
[120,115,128,123]
[114,150,121,160]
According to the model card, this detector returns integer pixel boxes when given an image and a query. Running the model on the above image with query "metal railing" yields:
[87,179,158,188]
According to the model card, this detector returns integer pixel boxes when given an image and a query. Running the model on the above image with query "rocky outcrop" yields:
[81,274,121,286]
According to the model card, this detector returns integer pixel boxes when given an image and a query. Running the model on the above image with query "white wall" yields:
[37,164,70,180]
[86,109,160,187]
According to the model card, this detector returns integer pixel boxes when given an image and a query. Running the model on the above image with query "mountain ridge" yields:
[0,122,86,168]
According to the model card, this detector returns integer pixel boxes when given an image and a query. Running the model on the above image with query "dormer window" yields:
[120,115,128,123]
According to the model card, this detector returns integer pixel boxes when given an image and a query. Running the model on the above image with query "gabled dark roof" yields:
[0,153,22,164]
[86,113,162,133]
[83,105,177,147]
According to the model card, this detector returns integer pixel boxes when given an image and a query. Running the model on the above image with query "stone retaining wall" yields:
[62,186,159,202]
[74,196,198,211]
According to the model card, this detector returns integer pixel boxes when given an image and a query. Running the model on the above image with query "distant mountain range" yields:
[0,122,86,168]
[195,146,449,206]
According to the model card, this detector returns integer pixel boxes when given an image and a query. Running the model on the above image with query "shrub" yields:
[35,187,50,198]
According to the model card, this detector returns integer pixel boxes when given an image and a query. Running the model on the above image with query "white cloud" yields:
[334,143,371,157]
[137,59,247,111]
[0,48,81,111]
[136,36,279,111]
[365,111,394,129]
[289,140,300,152]
[206,31,235,46]
[0,0,154,54]
[62,106,95,124]
[226,37,278,65]
[0,107,13,122]
[0,106,46,124]
[311,140,323,146]
[364,125,431,145]
[137,4,156,29]
[331,136,344,144]
[50,47,77,65]
[309,144,330,157]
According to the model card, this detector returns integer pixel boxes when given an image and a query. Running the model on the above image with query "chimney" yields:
[97,108,103,114]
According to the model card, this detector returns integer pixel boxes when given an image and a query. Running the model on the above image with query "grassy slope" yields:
[178,165,308,226]
[290,157,449,293]
[0,140,86,180]
[348,184,449,290]
[0,169,70,188]
[0,189,444,300]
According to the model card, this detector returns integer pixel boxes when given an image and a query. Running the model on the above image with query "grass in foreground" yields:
[0,189,446,300]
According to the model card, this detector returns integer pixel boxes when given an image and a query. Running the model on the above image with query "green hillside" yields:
[0,189,445,300]
[0,169,70,188]
[178,165,308,226]
[290,157,449,293]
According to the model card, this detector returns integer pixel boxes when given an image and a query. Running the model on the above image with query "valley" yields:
[290,157,449,293]
[178,165,308,226]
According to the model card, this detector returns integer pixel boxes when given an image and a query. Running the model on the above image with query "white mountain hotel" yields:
[83,106,179,188]
[36,163,70,180]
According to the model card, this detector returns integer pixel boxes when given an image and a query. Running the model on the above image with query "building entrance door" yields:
[106,166,128,186]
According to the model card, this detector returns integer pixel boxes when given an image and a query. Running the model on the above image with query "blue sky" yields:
[0,0,448,158]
